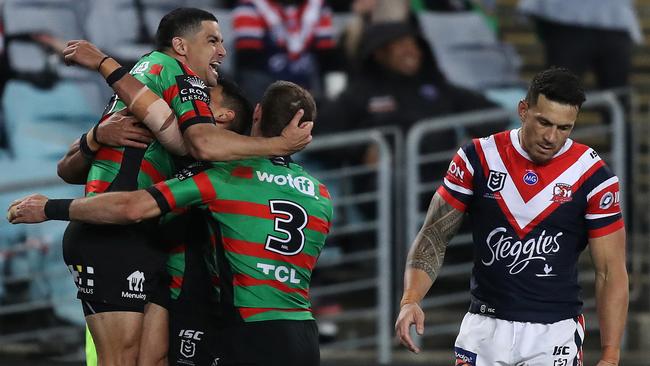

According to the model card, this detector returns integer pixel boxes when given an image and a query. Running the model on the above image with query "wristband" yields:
[78,133,97,160]
[44,199,73,221]
[105,66,128,87]
[97,56,110,71]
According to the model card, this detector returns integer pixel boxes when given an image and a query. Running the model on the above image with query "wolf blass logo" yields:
[483,227,562,275]
[176,75,210,103]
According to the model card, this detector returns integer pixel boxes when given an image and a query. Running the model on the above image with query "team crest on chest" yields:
[487,170,507,192]
[551,183,573,203]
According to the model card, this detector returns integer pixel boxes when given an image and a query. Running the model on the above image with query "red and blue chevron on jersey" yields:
[438,129,624,323]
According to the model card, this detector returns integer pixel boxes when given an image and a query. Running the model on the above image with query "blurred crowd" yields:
[0,0,641,155]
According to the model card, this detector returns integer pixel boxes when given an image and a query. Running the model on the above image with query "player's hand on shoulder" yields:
[7,194,49,224]
[395,302,425,354]
[63,40,108,70]
[98,110,153,150]
[278,109,313,155]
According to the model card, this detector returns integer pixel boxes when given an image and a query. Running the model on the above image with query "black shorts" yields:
[167,210,220,366]
[62,221,168,309]
[168,296,220,366]
[217,320,319,366]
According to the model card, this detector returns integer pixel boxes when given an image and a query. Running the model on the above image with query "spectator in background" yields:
[518,0,642,90]
[232,0,341,101]
[320,21,500,143]
[0,1,65,153]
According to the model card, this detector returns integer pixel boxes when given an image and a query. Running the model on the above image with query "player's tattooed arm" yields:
[406,192,464,282]
[396,192,465,353]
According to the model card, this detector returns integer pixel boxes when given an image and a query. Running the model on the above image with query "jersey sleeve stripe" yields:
[178,115,214,134]
[95,148,124,164]
[85,180,111,195]
[443,177,473,195]
[146,185,173,214]
[162,84,179,104]
[169,275,183,289]
[437,185,467,212]
[192,173,217,203]
[457,147,474,175]
[223,237,317,270]
[585,213,620,220]
[140,160,166,183]
[319,184,330,199]
[588,219,624,238]
[586,176,619,201]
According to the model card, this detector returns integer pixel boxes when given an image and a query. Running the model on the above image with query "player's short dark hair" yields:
[218,78,253,135]
[155,8,217,50]
[525,67,586,108]
[259,81,316,138]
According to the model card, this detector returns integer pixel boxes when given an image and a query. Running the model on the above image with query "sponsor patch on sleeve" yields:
[175,75,210,104]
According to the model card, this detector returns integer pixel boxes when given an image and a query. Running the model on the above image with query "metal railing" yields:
[305,130,393,364]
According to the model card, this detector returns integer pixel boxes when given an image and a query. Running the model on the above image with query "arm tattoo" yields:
[407,193,464,282]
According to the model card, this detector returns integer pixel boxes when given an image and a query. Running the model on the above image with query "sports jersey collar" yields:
[270,156,293,167]
[510,128,573,163]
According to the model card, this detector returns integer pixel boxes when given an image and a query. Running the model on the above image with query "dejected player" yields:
[395,68,628,366]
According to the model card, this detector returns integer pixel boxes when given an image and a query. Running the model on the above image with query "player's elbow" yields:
[57,160,84,184]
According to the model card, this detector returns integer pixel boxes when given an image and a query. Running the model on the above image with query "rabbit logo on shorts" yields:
[454,347,476,366]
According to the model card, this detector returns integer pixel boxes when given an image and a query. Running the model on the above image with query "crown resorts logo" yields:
[185,75,206,89]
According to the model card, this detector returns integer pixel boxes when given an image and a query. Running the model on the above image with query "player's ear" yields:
[172,37,187,56]
[214,109,235,124]
[518,100,528,122]
[253,103,262,124]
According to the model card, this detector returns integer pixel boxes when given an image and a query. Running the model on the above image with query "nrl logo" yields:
[487,170,506,192]
[184,75,206,89]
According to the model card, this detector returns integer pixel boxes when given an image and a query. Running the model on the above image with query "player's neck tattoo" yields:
[407,194,463,281]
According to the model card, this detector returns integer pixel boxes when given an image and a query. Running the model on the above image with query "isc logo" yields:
[552,346,570,355]
[179,329,204,340]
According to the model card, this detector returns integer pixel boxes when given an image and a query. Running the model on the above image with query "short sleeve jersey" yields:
[85,51,215,196]
[146,157,333,323]
[438,129,624,323]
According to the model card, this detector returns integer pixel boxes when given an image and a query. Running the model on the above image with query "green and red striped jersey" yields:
[146,157,333,322]
[85,51,215,196]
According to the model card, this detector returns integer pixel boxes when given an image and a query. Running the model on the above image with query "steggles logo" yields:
[482,227,563,274]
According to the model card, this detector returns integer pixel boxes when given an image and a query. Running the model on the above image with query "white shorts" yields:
[454,313,585,366]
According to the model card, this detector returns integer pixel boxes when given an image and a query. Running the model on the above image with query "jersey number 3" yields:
[265,200,308,256]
